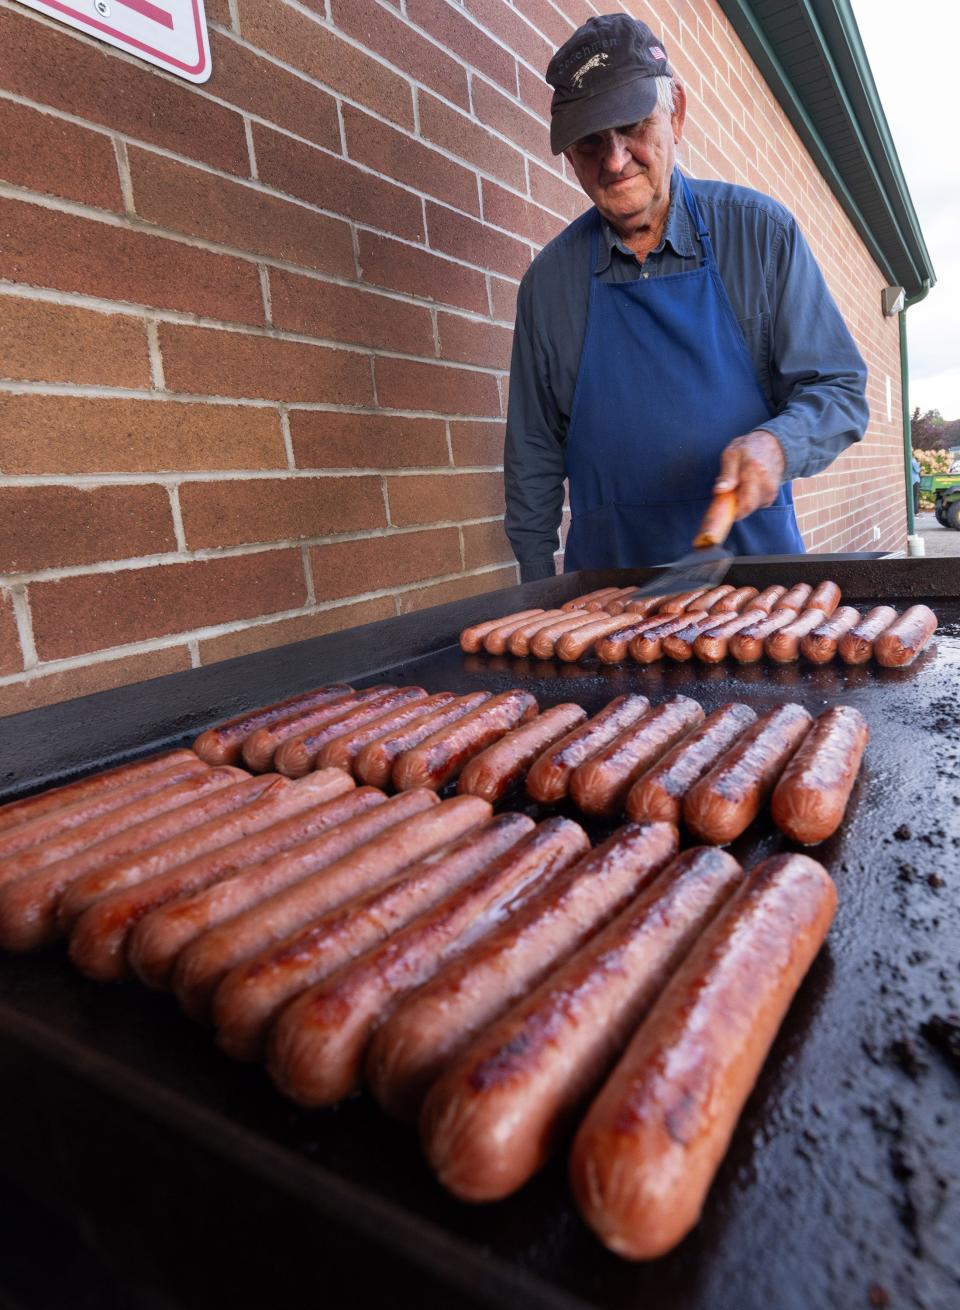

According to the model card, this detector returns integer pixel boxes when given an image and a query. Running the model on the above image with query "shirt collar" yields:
[593,167,697,273]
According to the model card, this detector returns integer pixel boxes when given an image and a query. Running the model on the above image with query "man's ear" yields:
[671,80,687,144]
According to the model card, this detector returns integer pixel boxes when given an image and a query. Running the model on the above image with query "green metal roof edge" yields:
[715,0,936,297]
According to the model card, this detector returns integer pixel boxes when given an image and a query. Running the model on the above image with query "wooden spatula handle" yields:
[693,490,737,549]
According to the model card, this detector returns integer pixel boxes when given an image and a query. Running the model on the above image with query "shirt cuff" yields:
[519,558,557,583]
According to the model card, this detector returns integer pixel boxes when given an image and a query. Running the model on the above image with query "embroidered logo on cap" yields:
[650,46,666,60]
[571,51,610,88]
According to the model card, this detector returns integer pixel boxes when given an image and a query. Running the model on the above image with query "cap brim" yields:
[550,77,660,155]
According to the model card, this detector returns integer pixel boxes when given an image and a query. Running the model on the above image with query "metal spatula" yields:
[624,491,737,601]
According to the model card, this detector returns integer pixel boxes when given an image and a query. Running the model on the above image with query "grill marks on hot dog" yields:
[193,685,353,765]
[172,789,436,1021]
[457,704,587,804]
[317,693,456,774]
[556,615,643,663]
[570,853,836,1260]
[267,817,590,1106]
[873,605,938,667]
[212,795,495,1060]
[66,772,355,983]
[728,608,803,664]
[770,706,868,844]
[421,845,743,1201]
[570,698,705,819]
[800,606,861,664]
[353,693,491,788]
[392,690,538,791]
[764,607,828,664]
[625,704,758,825]
[838,605,899,665]
[525,695,650,805]
[692,608,766,664]
[684,704,813,845]
[367,821,679,1124]
[275,688,428,779]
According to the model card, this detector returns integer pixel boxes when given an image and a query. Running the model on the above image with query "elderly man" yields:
[504,13,869,580]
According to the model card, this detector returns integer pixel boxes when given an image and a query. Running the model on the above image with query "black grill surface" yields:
[0,557,958,1310]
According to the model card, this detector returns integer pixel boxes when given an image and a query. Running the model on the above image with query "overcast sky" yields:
[850,1,959,419]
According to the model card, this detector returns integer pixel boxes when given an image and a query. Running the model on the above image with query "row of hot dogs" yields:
[461,581,938,667]
[0,742,836,1261]
[192,680,867,845]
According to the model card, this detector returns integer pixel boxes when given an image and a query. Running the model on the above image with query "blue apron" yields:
[563,174,805,570]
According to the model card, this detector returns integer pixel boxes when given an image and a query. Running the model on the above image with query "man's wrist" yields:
[518,558,557,583]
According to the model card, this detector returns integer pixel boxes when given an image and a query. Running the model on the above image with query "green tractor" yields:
[920,471,960,530]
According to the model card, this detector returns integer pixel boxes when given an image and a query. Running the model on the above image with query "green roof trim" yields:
[716,0,936,297]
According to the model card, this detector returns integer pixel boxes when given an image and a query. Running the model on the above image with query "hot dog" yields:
[683,703,812,844]
[805,580,841,616]
[170,789,434,1019]
[0,768,248,951]
[457,704,587,804]
[776,582,812,612]
[561,588,621,612]
[800,606,861,664]
[764,607,828,664]
[660,612,736,662]
[125,783,382,990]
[421,846,743,1201]
[556,614,640,663]
[586,587,638,611]
[685,585,736,612]
[267,817,589,1106]
[873,605,938,667]
[275,688,428,779]
[708,586,758,613]
[0,756,209,867]
[606,592,665,617]
[0,750,202,837]
[570,697,705,818]
[505,610,567,657]
[193,685,353,765]
[367,821,679,1124]
[316,693,455,774]
[526,695,650,804]
[728,608,803,664]
[656,588,711,615]
[837,605,899,665]
[392,690,538,791]
[484,611,556,656]
[594,614,674,664]
[241,686,391,773]
[570,853,836,1260]
[623,593,674,615]
[459,610,544,653]
[751,585,788,614]
[212,796,495,1060]
[66,772,353,982]
[625,703,757,824]
[529,611,606,661]
[631,612,722,664]
[770,705,868,844]
[353,693,490,788]
[58,771,304,928]
[691,608,766,664]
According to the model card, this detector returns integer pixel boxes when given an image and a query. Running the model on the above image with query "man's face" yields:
[564,92,685,234]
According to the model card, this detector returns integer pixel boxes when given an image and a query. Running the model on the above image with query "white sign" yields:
[18,0,211,83]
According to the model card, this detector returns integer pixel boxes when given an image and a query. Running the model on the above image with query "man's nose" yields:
[599,133,631,174]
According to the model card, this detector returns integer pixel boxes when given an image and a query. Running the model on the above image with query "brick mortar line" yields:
[0,560,515,687]
[0,272,521,336]
[145,321,166,390]
[0,470,506,487]
[2,516,511,585]
[8,584,38,670]
[0,379,513,419]
[167,487,188,552]
[0,175,539,300]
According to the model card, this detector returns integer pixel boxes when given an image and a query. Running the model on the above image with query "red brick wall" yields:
[0,0,904,715]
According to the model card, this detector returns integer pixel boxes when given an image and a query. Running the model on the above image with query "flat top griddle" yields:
[1,557,959,1310]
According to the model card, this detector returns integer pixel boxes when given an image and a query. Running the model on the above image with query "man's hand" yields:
[713,430,786,520]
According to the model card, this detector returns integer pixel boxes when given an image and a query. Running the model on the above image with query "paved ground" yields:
[916,510,960,558]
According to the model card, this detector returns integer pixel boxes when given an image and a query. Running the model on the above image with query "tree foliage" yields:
[911,407,960,451]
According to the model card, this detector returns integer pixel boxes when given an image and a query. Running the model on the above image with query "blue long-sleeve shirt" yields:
[504,168,869,581]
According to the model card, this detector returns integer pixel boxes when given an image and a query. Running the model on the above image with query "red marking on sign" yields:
[115,0,174,30]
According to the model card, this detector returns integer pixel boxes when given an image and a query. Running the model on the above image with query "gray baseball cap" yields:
[546,14,673,155]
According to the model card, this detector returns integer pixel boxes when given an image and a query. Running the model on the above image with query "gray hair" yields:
[655,76,679,117]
